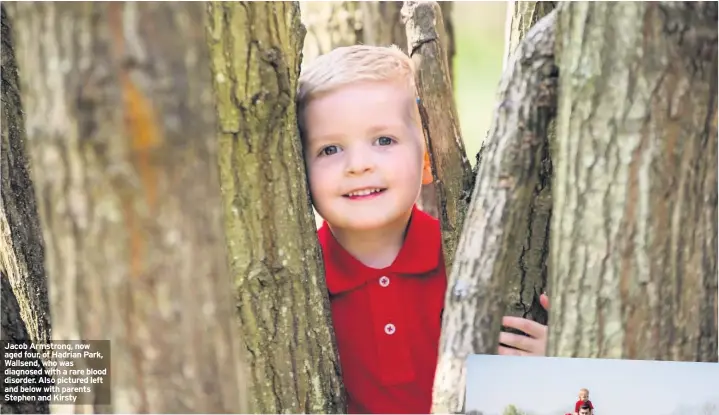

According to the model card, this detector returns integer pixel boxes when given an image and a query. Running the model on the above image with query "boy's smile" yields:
[303,80,425,232]
[343,187,387,200]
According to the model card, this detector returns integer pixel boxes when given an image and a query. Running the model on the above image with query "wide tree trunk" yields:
[206,2,345,413]
[9,2,248,412]
[1,6,52,414]
[547,2,718,362]
[498,0,557,329]
[432,10,559,414]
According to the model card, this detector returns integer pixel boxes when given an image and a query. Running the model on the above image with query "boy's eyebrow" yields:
[307,133,345,146]
[309,124,404,145]
[367,124,403,135]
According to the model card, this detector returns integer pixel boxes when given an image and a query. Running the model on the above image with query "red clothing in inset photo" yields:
[575,400,594,412]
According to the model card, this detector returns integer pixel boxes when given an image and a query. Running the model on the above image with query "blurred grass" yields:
[450,1,508,166]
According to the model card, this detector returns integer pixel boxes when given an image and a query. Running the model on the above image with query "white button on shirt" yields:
[379,276,390,287]
[384,323,396,335]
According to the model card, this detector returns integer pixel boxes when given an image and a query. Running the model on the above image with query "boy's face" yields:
[579,391,588,400]
[303,80,426,232]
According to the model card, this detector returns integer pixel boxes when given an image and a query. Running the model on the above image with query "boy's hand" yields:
[497,293,550,356]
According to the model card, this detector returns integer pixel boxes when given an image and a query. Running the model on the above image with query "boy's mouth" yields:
[343,188,386,200]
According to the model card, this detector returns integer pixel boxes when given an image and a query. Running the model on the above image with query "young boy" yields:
[297,44,550,414]
[574,388,594,415]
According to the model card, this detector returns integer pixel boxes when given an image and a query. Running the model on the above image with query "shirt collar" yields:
[319,205,442,295]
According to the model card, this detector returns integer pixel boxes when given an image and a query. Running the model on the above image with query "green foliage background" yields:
[451,1,507,165]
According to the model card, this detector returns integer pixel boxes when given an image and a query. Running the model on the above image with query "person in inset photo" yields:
[574,388,594,415]
[578,401,593,415]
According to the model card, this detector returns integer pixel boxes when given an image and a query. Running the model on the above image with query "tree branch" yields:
[431,9,559,414]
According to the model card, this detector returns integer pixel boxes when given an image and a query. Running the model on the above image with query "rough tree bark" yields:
[498,0,557,329]
[415,2,455,219]
[0,4,52,348]
[206,2,345,413]
[402,1,473,271]
[431,10,559,414]
[438,2,455,85]
[1,7,52,414]
[547,1,718,362]
[502,1,557,73]
[9,2,248,413]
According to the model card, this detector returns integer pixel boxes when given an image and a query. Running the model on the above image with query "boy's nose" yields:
[345,149,375,175]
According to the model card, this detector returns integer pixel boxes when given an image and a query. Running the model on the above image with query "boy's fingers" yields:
[499,331,539,354]
[502,316,547,339]
[497,345,531,356]
[540,293,550,310]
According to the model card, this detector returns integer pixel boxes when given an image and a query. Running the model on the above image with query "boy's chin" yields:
[326,211,410,232]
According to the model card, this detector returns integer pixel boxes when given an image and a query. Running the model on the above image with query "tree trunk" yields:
[414,1,455,219]
[1,7,52,414]
[438,2,455,86]
[547,2,718,362]
[403,1,472,271]
[206,2,345,413]
[0,4,52,348]
[502,1,557,73]
[498,0,557,330]
[432,10,559,414]
[9,2,248,412]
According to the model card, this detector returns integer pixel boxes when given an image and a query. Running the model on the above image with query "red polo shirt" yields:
[319,205,447,414]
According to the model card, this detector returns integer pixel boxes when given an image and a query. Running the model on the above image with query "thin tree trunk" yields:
[403,1,473,271]
[438,2,455,86]
[206,2,345,413]
[547,2,718,362]
[9,2,248,412]
[417,1,455,219]
[431,10,559,413]
[499,0,557,330]
[1,7,52,413]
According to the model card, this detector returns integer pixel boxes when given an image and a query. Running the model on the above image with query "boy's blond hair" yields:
[297,44,419,138]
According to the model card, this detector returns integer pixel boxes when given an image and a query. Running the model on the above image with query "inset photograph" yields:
[466,355,719,415]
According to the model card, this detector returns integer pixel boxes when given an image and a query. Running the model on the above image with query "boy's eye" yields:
[320,145,339,156]
[376,136,394,146]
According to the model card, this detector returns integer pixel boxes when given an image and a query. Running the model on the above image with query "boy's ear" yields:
[422,151,433,185]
